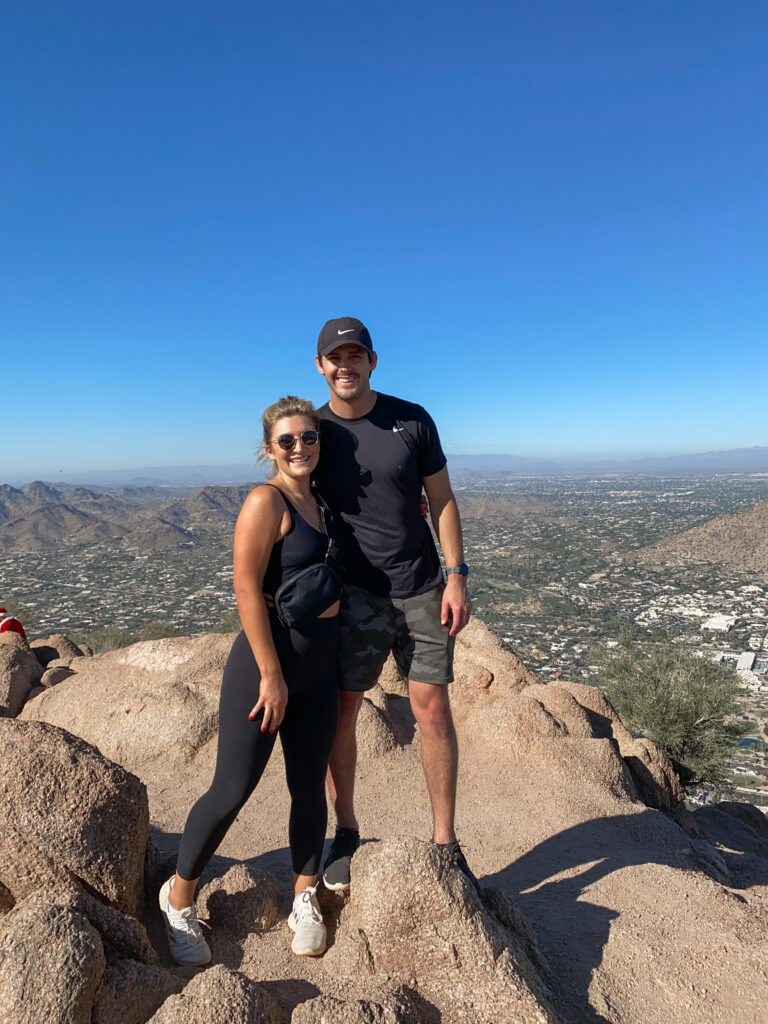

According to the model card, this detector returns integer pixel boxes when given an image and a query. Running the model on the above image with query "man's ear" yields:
[315,355,325,374]
[369,351,378,372]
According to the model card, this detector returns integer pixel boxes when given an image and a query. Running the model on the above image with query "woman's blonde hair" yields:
[257,396,320,478]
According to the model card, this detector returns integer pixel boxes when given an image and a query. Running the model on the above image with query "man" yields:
[313,316,473,890]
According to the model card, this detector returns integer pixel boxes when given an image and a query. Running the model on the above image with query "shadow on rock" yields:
[482,807,768,1024]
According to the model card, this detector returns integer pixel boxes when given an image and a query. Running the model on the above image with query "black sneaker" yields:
[322,827,360,891]
[434,840,481,895]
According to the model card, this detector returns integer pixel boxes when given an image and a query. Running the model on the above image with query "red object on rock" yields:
[0,608,27,640]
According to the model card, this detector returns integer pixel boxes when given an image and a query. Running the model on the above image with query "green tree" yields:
[595,639,749,789]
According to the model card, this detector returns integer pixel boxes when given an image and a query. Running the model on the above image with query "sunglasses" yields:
[272,430,319,451]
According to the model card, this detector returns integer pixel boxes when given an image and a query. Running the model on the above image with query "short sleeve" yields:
[416,406,447,478]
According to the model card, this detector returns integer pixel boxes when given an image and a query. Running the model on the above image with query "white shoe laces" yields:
[293,886,323,925]
[168,902,211,942]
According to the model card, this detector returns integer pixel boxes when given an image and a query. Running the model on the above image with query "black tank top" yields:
[261,484,342,597]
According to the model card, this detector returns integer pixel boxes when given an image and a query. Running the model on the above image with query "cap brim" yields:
[317,338,372,358]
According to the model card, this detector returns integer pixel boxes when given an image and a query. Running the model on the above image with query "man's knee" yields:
[409,681,454,734]
[337,689,365,731]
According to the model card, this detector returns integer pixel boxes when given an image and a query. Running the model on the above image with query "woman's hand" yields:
[249,674,289,734]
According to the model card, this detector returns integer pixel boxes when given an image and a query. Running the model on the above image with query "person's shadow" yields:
[480,807,768,1024]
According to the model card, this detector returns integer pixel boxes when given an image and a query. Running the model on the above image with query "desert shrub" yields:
[213,608,241,633]
[595,637,749,789]
[86,625,136,653]
[137,620,182,641]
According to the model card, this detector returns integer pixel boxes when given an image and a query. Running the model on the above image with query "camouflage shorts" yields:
[338,582,455,691]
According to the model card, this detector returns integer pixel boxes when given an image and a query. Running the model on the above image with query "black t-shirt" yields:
[314,393,447,598]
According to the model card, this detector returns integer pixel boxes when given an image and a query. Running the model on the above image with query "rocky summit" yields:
[0,619,766,1023]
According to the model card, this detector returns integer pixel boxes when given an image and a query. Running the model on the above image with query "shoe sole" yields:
[321,874,350,891]
[287,913,327,956]
[158,878,212,967]
[291,939,327,956]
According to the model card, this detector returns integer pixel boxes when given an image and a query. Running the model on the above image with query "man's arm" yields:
[422,466,471,637]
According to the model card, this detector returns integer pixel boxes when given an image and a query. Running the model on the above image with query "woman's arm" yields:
[232,486,289,734]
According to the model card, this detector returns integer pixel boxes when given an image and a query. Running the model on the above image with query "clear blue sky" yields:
[4,1,767,477]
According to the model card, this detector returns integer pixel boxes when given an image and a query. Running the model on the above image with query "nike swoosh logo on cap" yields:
[338,328,356,334]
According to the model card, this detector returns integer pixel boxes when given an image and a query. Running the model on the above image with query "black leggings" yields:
[176,617,339,880]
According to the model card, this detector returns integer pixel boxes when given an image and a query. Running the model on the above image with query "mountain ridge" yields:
[635,499,768,571]
[0,482,257,553]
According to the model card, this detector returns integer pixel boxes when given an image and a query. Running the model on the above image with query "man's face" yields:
[315,344,377,402]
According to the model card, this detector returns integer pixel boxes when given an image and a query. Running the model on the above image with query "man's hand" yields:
[441,575,471,637]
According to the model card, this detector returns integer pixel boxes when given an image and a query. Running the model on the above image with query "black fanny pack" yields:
[274,509,343,629]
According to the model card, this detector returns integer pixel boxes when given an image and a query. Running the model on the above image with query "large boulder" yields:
[555,681,696,831]
[0,719,148,915]
[0,630,30,651]
[195,862,279,963]
[30,632,85,667]
[148,964,287,1024]
[356,696,400,758]
[494,683,639,809]
[716,800,768,839]
[40,661,77,687]
[0,891,182,1024]
[0,643,42,717]
[65,889,158,963]
[92,959,185,1024]
[693,800,768,889]
[291,988,419,1024]
[453,616,540,695]
[452,668,695,833]
[0,895,106,1024]
[21,633,234,770]
[323,837,559,1024]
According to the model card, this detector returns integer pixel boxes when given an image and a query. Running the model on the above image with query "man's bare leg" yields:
[408,680,458,844]
[326,689,365,830]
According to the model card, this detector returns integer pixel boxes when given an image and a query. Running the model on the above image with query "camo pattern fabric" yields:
[338,581,454,691]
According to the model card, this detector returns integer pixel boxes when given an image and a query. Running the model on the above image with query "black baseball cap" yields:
[317,316,373,358]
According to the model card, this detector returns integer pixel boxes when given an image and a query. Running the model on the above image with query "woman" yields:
[159,396,342,964]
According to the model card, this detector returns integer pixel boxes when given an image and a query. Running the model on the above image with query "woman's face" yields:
[265,415,320,481]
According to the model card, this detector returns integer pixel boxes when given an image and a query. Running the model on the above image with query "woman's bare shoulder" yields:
[237,484,285,523]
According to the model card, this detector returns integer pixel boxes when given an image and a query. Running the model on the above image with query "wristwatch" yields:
[446,563,469,576]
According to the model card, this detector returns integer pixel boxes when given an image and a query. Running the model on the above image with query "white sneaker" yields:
[288,884,327,956]
[158,876,212,966]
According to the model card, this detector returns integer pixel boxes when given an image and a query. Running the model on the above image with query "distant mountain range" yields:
[447,446,768,475]
[0,480,545,552]
[4,476,768,572]
[0,480,552,553]
[0,481,257,553]
[5,446,767,487]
